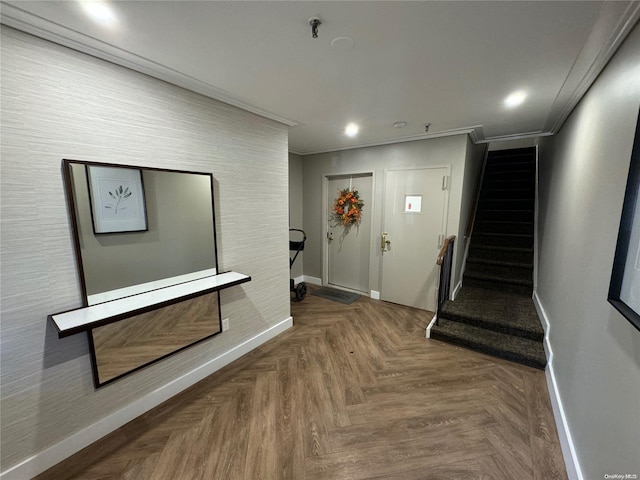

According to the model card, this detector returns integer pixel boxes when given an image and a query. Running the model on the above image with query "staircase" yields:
[430,148,547,369]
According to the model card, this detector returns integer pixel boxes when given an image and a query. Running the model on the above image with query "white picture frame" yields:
[87,165,148,234]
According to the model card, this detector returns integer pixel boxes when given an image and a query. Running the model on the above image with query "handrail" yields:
[465,144,490,238]
[437,235,456,265]
[435,235,456,324]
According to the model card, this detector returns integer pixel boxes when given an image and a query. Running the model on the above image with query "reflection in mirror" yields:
[64,160,218,306]
[91,292,221,386]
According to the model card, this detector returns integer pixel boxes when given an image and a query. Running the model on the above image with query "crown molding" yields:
[0,3,298,127]
[295,126,484,156]
[543,0,640,134]
[481,131,554,145]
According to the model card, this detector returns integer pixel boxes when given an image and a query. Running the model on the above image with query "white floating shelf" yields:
[49,271,251,338]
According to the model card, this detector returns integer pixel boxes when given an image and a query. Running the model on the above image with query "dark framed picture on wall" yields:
[608,109,640,332]
[86,165,148,234]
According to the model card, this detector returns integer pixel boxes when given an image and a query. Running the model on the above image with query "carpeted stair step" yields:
[484,181,534,193]
[485,163,535,174]
[485,148,536,162]
[465,260,533,280]
[464,260,533,286]
[466,256,532,269]
[438,286,543,341]
[472,232,534,249]
[486,155,535,164]
[482,169,536,183]
[485,160,535,170]
[475,209,534,222]
[474,220,533,235]
[464,262,533,294]
[478,198,535,211]
[464,268,533,290]
[468,245,533,264]
[430,320,546,370]
[463,277,532,295]
[480,187,534,200]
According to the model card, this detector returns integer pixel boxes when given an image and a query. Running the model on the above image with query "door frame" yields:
[322,171,376,295]
[380,165,452,307]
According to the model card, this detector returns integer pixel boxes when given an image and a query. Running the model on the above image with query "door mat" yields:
[312,287,361,305]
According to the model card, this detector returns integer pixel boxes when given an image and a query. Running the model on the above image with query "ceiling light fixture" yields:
[81,1,117,27]
[345,123,359,137]
[393,121,408,128]
[308,17,321,39]
[504,90,527,108]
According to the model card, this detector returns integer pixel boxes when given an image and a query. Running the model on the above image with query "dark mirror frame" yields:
[62,158,219,306]
[62,159,223,387]
[608,109,640,332]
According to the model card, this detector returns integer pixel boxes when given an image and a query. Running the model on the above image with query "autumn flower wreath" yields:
[331,188,364,227]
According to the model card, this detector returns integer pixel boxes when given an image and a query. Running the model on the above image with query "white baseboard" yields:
[370,290,380,300]
[302,275,322,286]
[545,360,583,480]
[452,280,463,300]
[532,291,552,365]
[425,313,438,338]
[1,317,293,480]
[293,275,305,285]
[532,292,583,480]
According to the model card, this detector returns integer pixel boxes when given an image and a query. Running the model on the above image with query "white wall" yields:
[288,153,304,280]
[536,23,640,478]
[456,137,487,287]
[300,135,484,294]
[0,27,290,476]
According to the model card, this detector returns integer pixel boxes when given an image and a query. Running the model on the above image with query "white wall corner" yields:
[533,292,583,480]
[0,317,293,480]
[425,313,438,338]
[370,290,381,300]
[302,275,322,286]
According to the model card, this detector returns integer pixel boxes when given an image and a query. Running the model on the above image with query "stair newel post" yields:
[436,236,456,325]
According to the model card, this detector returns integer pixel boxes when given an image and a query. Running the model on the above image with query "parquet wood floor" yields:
[36,289,567,480]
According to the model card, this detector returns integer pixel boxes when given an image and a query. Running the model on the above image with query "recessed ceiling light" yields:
[331,37,355,51]
[345,123,359,137]
[393,121,408,128]
[504,90,527,108]
[81,1,117,27]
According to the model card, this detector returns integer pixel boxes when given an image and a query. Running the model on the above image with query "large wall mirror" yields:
[90,292,221,385]
[64,159,218,305]
[63,159,222,386]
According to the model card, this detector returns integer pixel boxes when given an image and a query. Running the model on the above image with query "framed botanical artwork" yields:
[608,109,640,332]
[86,165,148,234]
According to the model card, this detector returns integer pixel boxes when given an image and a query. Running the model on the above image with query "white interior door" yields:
[326,174,372,293]
[381,167,449,311]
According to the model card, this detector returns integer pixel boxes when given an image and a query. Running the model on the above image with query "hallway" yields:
[37,291,566,479]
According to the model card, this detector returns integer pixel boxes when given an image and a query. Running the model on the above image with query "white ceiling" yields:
[2,1,639,155]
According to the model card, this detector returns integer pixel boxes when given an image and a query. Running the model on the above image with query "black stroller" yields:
[289,229,307,301]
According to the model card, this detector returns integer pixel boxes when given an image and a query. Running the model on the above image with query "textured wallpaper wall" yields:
[0,27,290,472]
